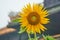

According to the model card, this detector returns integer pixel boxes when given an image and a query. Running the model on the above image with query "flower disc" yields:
[27,12,40,25]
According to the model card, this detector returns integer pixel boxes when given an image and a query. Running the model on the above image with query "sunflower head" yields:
[19,4,49,34]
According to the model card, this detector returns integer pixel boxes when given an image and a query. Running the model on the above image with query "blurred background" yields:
[0,0,60,40]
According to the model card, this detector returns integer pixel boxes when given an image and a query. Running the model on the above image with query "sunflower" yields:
[19,4,49,34]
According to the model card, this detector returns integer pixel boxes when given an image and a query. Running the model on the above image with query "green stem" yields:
[28,33,31,40]
[42,34,47,40]
[34,33,37,40]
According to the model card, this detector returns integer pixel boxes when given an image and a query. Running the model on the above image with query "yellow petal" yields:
[39,24,47,31]
[40,18,49,24]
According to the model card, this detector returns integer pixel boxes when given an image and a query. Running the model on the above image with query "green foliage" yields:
[42,34,56,40]
[18,27,26,34]
[12,18,20,22]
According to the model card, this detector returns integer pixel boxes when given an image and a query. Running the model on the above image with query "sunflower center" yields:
[32,16,37,21]
[27,12,40,25]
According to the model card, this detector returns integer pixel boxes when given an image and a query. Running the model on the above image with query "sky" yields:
[0,0,44,29]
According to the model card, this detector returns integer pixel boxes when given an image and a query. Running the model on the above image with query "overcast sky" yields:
[0,0,44,29]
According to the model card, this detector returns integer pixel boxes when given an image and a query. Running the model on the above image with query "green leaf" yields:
[12,18,20,22]
[42,34,56,40]
[18,27,26,34]
[47,36,56,40]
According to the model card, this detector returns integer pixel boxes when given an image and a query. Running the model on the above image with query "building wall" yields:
[44,0,60,7]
